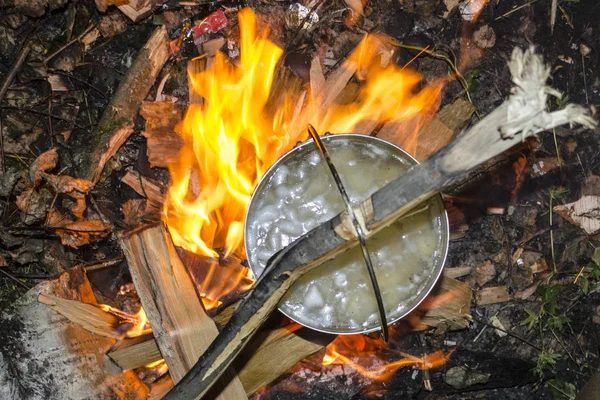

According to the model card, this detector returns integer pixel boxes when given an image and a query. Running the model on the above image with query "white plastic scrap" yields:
[500,47,596,140]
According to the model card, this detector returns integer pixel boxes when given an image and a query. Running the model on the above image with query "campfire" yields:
[0,1,597,400]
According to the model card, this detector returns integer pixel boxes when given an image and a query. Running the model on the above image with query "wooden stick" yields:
[109,325,334,396]
[78,26,170,183]
[0,42,30,174]
[164,49,596,398]
[119,223,247,400]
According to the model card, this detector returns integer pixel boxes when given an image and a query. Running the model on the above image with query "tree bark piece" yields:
[0,268,148,400]
[79,26,170,183]
[121,170,165,207]
[164,48,596,399]
[118,223,247,400]
[139,100,184,168]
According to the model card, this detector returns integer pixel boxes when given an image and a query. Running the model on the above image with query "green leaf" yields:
[592,247,600,267]
[521,308,539,330]
[548,315,570,331]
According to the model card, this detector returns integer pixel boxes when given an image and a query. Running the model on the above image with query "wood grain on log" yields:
[79,26,170,183]
[119,223,247,399]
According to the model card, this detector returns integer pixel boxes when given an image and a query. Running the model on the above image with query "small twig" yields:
[388,41,480,119]
[52,70,107,98]
[0,106,83,128]
[44,24,95,65]
[0,111,4,174]
[550,0,557,34]
[471,315,542,351]
[581,52,589,104]
[0,268,31,290]
[82,256,123,272]
[495,0,538,21]
[550,328,578,366]
[0,40,31,174]
[0,43,31,105]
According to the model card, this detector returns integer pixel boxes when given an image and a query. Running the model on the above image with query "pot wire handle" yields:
[306,125,389,341]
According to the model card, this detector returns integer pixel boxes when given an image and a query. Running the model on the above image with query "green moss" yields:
[91,116,128,138]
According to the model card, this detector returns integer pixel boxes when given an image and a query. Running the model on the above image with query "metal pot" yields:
[244,134,449,335]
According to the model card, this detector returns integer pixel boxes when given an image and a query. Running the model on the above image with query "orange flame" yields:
[143,359,169,376]
[322,334,453,382]
[198,261,255,310]
[165,7,442,258]
[99,304,152,338]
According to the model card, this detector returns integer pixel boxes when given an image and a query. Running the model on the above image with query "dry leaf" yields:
[47,74,69,92]
[0,253,7,267]
[467,260,496,287]
[344,0,364,15]
[473,25,496,49]
[29,148,58,186]
[44,174,93,194]
[531,157,560,177]
[43,174,93,218]
[48,210,111,248]
[123,199,147,226]
[554,196,600,235]
[511,156,527,200]
[582,175,600,196]
[16,187,53,224]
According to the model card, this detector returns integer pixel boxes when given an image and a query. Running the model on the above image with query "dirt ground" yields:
[1,0,599,399]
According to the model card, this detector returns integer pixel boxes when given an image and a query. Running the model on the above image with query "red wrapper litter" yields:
[170,9,228,56]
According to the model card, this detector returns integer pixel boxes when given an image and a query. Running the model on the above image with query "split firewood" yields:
[95,0,166,22]
[108,325,335,396]
[119,223,248,400]
[0,268,148,399]
[378,97,475,162]
[164,48,596,400]
[78,26,170,184]
[38,293,123,338]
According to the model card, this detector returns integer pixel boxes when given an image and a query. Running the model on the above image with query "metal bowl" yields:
[244,134,449,335]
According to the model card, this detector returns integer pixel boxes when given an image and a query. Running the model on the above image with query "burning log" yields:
[118,223,248,400]
[164,48,596,399]
[109,325,334,396]
[78,26,170,184]
[106,277,467,392]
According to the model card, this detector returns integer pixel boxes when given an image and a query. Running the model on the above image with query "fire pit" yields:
[0,2,597,400]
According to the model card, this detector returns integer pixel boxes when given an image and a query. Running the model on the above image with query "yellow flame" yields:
[322,346,453,382]
[99,304,151,338]
[165,7,442,258]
